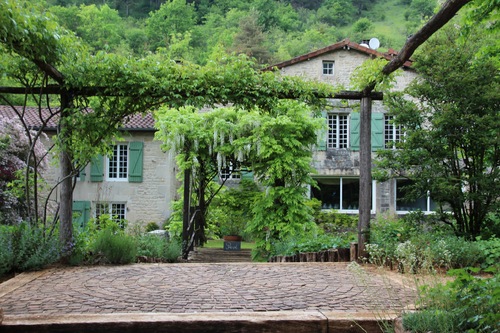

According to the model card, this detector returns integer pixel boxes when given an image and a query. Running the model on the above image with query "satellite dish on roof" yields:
[369,38,380,50]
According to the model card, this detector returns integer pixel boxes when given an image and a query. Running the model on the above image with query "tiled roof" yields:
[0,105,155,131]
[264,39,413,70]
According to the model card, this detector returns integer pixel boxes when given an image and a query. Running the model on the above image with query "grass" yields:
[204,239,256,250]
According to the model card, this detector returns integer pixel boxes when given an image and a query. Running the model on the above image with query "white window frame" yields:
[312,177,376,214]
[384,115,404,149]
[95,202,127,224]
[327,113,349,149]
[220,162,241,181]
[322,61,334,75]
[394,179,435,214]
[106,143,128,181]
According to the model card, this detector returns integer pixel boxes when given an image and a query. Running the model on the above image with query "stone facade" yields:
[275,40,420,215]
[71,132,179,227]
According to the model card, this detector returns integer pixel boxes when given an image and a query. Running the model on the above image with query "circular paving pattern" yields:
[0,263,417,315]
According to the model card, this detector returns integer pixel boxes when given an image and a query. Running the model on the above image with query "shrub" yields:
[405,267,500,333]
[136,233,181,263]
[0,223,60,276]
[163,238,181,263]
[270,232,354,257]
[145,222,160,232]
[92,229,137,264]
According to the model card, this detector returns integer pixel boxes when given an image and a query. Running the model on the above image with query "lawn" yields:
[204,239,256,250]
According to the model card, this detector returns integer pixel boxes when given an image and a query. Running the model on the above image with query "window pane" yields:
[322,61,334,75]
[108,144,128,179]
[341,178,359,210]
[220,162,241,180]
[95,203,109,219]
[311,179,341,209]
[396,179,427,211]
[327,114,348,149]
[385,115,403,149]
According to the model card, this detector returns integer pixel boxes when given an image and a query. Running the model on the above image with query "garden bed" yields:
[268,248,351,263]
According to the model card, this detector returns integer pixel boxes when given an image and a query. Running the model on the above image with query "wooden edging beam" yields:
[0,311,400,333]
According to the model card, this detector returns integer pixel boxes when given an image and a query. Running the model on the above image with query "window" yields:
[311,177,375,212]
[395,179,436,213]
[384,115,403,149]
[90,141,143,183]
[322,61,334,75]
[95,202,126,225]
[220,162,241,181]
[107,144,128,180]
[327,114,349,149]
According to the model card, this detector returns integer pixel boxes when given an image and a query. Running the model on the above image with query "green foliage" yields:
[376,23,500,239]
[145,222,160,232]
[271,232,354,257]
[0,223,60,277]
[145,0,196,51]
[136,234,181,263]
[403,309,459,333]
[208,179,260,239]
[313,208,358,232]
[405,268,500,333]
[92,228,137,264]
[69,214,127,265]
[476,237,500,271]
[350,57,399,91]
[366,213,493,273]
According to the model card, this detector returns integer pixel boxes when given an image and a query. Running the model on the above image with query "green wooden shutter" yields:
[241,168,254,180]
[90,155,104,182]
[79,166,86,181]
[371,113,384,151]
[72,201,91,228]
[128,141,144,183]
[316,111,327,151]
[350,112,360,151]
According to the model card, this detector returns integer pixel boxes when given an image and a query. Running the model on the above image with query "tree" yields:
[145,0,196,51]
[231,13,271,64]
[1,0,335,257]
[155,100,324,258]
[317,0,356,26]
[76,4,125,52]
[375,23,499,238]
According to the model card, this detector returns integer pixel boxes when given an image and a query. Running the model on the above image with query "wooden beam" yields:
[0,86,383,101]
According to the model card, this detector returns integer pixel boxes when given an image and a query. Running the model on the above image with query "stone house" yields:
[267,39,434,215]
[0,106,179,228]
[1,39,433,228]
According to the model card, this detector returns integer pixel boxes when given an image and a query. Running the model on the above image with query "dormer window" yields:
[322,61,334,75]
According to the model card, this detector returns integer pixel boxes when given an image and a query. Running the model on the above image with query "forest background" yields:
[40,0,436,65]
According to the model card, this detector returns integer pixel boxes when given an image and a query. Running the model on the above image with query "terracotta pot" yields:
[223,235,242,242]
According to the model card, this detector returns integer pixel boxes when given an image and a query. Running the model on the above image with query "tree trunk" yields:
[358,96,372,259]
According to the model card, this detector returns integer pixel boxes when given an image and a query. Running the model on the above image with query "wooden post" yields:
[59,93,74,261]
[358,96,372,259]
[182,167,191,259]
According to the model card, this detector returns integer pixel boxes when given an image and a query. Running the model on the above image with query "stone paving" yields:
[0,262,417,316]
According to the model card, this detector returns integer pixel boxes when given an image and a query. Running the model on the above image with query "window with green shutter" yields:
[78,166,86,181]
[241,168,253,180]
[72,201,91,228]
[350,112,360,151]
[90,142,144,183]
[128,141,143,183]
[371,113,384,151]
[350,112,384,151]
[90,155,104,182]
[316,111,327,151]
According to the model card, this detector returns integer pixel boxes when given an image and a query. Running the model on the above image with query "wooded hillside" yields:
[44,0,437,64]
